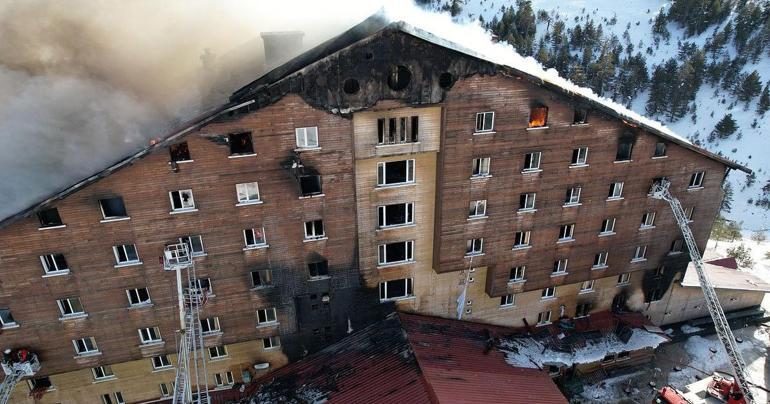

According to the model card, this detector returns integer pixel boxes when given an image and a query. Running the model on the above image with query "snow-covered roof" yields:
[681,261,770,293]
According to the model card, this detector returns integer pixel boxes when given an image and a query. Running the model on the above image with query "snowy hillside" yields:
[429,0,770,230]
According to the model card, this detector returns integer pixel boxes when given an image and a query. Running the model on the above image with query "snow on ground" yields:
[680,324,703,334]
[705,236,770,282]
[501,329,668,369]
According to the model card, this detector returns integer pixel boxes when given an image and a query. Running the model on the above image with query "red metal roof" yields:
[706,257,739,270]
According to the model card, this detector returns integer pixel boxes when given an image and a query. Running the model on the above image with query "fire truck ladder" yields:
[0,354,41,404]
[164,243,211,404]
[651,180,754,403]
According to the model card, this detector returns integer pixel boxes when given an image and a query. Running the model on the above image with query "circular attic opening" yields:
[439,72,454,89]
[343,78,360,94]
[387,65,411,91]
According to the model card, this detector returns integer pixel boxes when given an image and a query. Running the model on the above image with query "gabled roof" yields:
[681,261,770,293]
[0,11,750,230]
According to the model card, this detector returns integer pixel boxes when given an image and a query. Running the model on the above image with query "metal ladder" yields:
[0,355,41,404]
[0,370,24,404]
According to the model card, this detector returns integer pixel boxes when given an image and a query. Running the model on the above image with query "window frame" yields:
[537,310,552,325]
[379,278,414,301]
[151,355,172,370]
[257,308,278,326]
[40,253,69,275]
[565,187,582,206]
[378,240,415,265]
[641,212,656,228]
[235,182,261,204]
[519,193,536,211]
[571,147,588,166]
[37,208,64,228]
[250,269,273,288]
[73,337,99,355]
[580,280,595,292]
[465,238,484,256]
[471,157,491,177]
[670,239,684,254]
[593,251,609,268]
[689,171,705,188]
[500,294,515,307]
[304,220,326,240]
[541,286,556,299]
[92,365,115,381]
[522,152,542,172]
[228,132,254,156]
[377,160,416,186]
[295,127,319,149]
[528,105,549,128]
[468,200,487,218]
[558,224,575,241]
[99,197,128,220]
[600,218,616,235]
[617,273,631,285]
[169,141,191,162]
[509,266,526,282]
[126,288,151,307]
[200,317,221,334]
[208,345,228,360]
[632,245,647,261]
[553,259,569,275]
[58,297,85,318]
[214,371,235,387]
[138,326,162,345]
[653,142,667,158]
[263,336,281,349]
[168,189,196,212]
[179,235,205,257]
[113,244,140,266]
[475,111,495,132]
[513,231,531,249]
[0,309,17,328]
[608,182,624,199]
[243,227,267,248]
[379,202,415,227]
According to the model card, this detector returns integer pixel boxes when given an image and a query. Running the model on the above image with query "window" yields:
[654,266,666,277]
[169,142,191,162]
[466,238,483,256]
[475,111,494,132]
[593,252,608,268]
[519,193,536,211]
[228,132,253,155]
[263,336,281,349]
[670,239,684,254]
[575,303,591,318]
[308,260,329,278]
[151,355,171,369]
[558,224,575,241]
[379,202,414,227]
[139,327,162,344]
[160,383,170,397]
[500,294,515,307]
[92,365,114,381]
[468,200,487,218]
[528,105,548,128]
[0,309,16,328]
[513,231,531,248]
[580,280,595,292]
[571,147,588,165]
[608,182,624,199]
[471,157,491,177]
[179,236,205,256]
[650,176,669,194]
[101,392,125,404]
[113,244,140,265]
[565,187,581,205]
[616,140,633,161]
[73,337,99,355]
[189,278,213,296]
[236,182,261,204]
[300,175,323,196]
[378,241,414,265]
[304,220,325,240]
[251,270,273,288]
[573,108,588,124]
[653,142,667,157]
[99,197,128,220]
[689,172,705,188]
[127,288,151,307]
[509,266,526,282]
[37,208,63,228]
[295,127,319,148]
[523,152,541,171]
[641,212,656,228]
[377,116,418,144]
[215,371,234,387]
[169,189,195,212]
[57,297,85,317]
[600,218,616,235]
[617,273,631,285]
[537,310,552,325]
[377,160,415,186]
[632,246,647,261]
[200,317,220,334]
[648,288,664,301]
[257,308,277,325]
[542,286,555,299]
[553,259,568,275]
[244,227,267,248]
[379,278,413,301]
[684,206,695,221]
[27,377,53,392]
[40,253,69,275]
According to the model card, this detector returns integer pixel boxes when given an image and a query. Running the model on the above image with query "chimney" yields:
[260,31,304,71]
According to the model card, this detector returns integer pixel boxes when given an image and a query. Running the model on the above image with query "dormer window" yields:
[528,105,548,128]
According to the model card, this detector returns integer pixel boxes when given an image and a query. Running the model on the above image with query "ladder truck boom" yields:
[651,180,753,403]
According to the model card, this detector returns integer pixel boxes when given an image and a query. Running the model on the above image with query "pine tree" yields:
[712,113,738,139]
[652,12,670,44]
[721,181,734,213]
[737,70,762,103]
[758,83,770,116]
[449,0,463,17]
[646,63,671,116]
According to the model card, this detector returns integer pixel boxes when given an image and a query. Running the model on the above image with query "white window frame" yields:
[113,244,140,266]
[471,157,491,177]
[632,245,647,261]
[73,337,99,356]
[138,327,162,345]
[689,171,704,188]
[641,212,656,228]
[475,111,495,132]
[257,308,278,326]
[617,273,631,285]
[593,252,609,269]
[469,200,487,218]
[553,259,569,275]
[208,346,228,360]
[565,187,582,206]
[200,317,221,334]
[523,152,542,172]
[378,240,415,265]
[243,227,267,248]
[99,197,128,220]
[151,355,171,370]
[40,254,69,275]
[214,371,234,388]
[295,127,319,148]
[571,147,588,166]
[500,294,515,307]
[304,220,326,240]
[57,297,86,318]
[377,160,416,186]
[580,280,595,293]
[513,231,531,249]
[92,365,115,381]
[235,182,261,204]
[600,218,616,235]
[379,278,413,301]
[509,266,526,282]
[101,392,125,404]
[519,193,536,211]
[160,383,170,397]
[653,142,667,158]
[537,310,552,325]
[263,336,281,349]
[542,286,555,299]
[608,182,624,199]
[168,189,195,212]
[378,202,415,227]
[0,309,17,328]
[466,238,484,256]
[126,288,151,307]
[179,235,205,257]
[558,224,575,241]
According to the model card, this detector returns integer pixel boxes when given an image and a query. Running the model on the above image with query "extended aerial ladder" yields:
[164,243,211,404]
[0,350,41,404]
[651,180,754,403]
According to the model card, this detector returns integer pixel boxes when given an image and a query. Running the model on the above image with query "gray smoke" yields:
[0,0,381,221]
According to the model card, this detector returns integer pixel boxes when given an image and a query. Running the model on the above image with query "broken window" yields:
[513,231,531,248]
[27,377,53,392]
[99,197,128,220]
[466,238,483,256]
[101,393,125,404]
[257,308,277,325]
[617,273,631,285]
[308,260,329,278]
[37,208,63,228]
[689,171,705,188]
[388,118,396,143]
[641,212,656,228]
[571,147,588,165]
[565,187,581,205]
[169,189,195,212]
[379,202,414,227]
[263,336,281,349]
[654,266,666,277]
[500,294,514,307]
[670,239,684,254]
[519,193,536,211]
[537,310,552,325]
[300,175,323,196]
[575,303,591,318]
[580,280,594,292]
[475,111,494,132]
[304,220,325,240]
[113,244,139,265]
[243,227,267,248]
[190,278,212,296]
[573,108,588,124]
[200,317,220,334]
[152,355,171,369]
[528,105,548,128]
[523,152,541,171]
[138,327,162,344]
[377,160,415,186]
[653,142,667,158]
[208,346,227,359]
[295,127,319,148]
[616,140,634,161]
[377,119,386,144]
[541,287,555,299]
[509,266,525,282]
[179,235,205,256]
[251,269,273,288]
[608,182,624,199]
[126,288,151,306]
[228,132,254,155]
[40,253,69,274]
[92,365,114,381]
[376,116,419,144]
[169,142,191,162]
[236,182,261,204]
[379,278,413,301]
[632,246,647,261]
[558,224,575,241]
[0,309,16,327]
[593,252,609,268]
[468,200,487,218]
[58,297,85,317]
[378,241,414,265]
[472,157,491,177]
[73,337,98,355]
[411,116,419,142]
[553,259,568,274]
[600,218,616,234]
